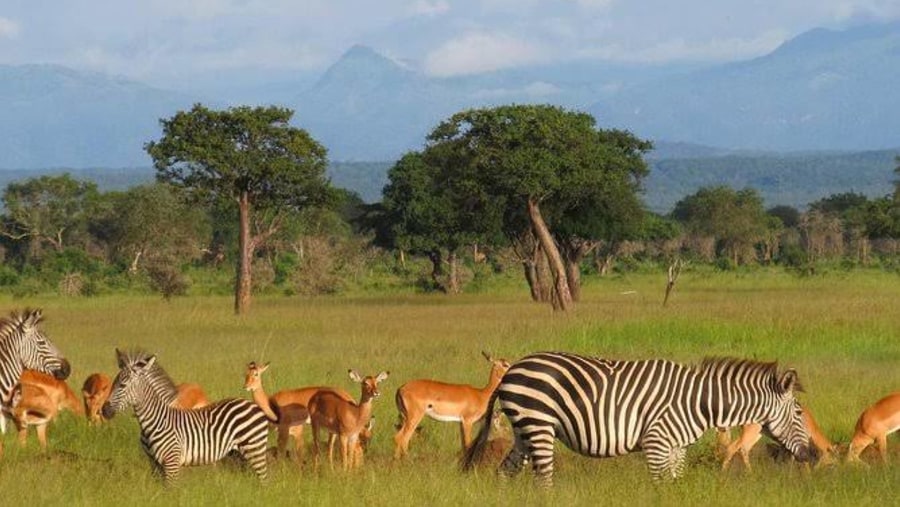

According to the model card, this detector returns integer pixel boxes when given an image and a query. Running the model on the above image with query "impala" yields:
[82,373,112,425]
[175,382,210,409]
[847,392,899,464]
[11,370,84,450]
[393,351,510,459]
[720,406,836,470]
[308,369,388,470]
[243,361,354,459]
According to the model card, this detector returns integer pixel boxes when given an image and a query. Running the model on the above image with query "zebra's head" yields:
[102,349,157,419]
[3,309,70,381]
[763,369,813,463]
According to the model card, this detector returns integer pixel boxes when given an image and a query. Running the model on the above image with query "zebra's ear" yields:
[116,348,127,368]
[143,355,157,369]
[778,369,802,393]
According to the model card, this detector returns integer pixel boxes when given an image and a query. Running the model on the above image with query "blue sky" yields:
[2,0,899,86]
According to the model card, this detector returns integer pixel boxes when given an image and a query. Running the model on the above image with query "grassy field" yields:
[0,269,897,506]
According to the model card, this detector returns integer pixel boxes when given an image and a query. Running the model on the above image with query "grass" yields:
[0,268,897,506]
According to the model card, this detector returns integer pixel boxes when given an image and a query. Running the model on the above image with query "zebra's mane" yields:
[696,356,779,378]
[120,349,178,399]
[0,308,43,343]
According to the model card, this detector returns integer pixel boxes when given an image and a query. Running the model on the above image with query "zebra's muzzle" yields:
[793,444,814,463]
[101,401,116,420]
[53,359,71,380]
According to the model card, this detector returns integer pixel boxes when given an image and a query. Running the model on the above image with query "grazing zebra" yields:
[463,352,812,486]
[101,349,269,484]
[0,308,71,441]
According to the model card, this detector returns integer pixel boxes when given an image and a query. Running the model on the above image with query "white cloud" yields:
[579,30,788,63]
[408,0,450,17]
[570,0,615,9]
[424,32,548,77]
[0,16,21,39]
[472,80,562,99]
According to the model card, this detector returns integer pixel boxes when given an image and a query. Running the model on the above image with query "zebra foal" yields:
[463,352,812,486]
[102,349,269,484]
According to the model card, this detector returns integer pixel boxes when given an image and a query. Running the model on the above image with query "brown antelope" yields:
[308,369,389,470]
[393,351,510,459]
[720,406,836,470]
[847,392,900,464]
[243,361,354,459]
[82,373,112,425]
[174,382,210,409]
[11,370,84,450]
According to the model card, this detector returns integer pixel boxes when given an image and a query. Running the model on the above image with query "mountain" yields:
[0,65,196,168]
[592,22,900,151]
[2,23,899,167]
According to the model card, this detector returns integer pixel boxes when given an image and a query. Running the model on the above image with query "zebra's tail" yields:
[460,388,500,472]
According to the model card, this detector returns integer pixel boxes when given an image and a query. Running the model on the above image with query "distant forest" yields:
[1,149,897,213]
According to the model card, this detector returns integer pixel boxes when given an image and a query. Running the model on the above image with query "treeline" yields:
[0,103,897,310]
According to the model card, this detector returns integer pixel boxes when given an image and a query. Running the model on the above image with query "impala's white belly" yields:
[425,409,462,423]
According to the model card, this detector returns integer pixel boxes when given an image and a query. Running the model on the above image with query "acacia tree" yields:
[146,104,331,314]
[426,105,650,311]
[0,174,98,258]
[671,186,769,265]
[380,151,502,293]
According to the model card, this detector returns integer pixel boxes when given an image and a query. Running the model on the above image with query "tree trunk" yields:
[533,243,552,302]
[447,250,460,295]
[522,260,541,301]
[560,239,596,303]
[235,190,254,315]
[527,199,572,312]
[428,250,445,292]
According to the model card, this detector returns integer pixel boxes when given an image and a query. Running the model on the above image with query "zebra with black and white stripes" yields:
[463,352,812,485]
[102,349,269,484]
[0,308,70,440]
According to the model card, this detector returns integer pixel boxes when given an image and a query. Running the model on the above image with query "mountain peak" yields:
[313,44,414,91]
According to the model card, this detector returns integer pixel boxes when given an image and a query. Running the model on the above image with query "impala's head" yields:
[244,361,270,392]
[349,369,389,403]
[102,349,156,419]
[482,351,511,383]
[82,373,113,424]
[763,369,813,464]
[3,309,71,381]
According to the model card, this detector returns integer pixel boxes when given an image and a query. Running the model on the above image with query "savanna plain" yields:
[0,270,897,507]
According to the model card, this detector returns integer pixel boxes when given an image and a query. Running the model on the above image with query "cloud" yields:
[579,30,788,63]
[408,0,450,17]
[0,16,20,39]
[424,32,548,76]
[472,81,562,99]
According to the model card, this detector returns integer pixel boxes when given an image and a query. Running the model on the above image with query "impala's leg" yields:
[876,434,889,463]
[847,434,872,464]
[740,426,762,471]
[460,421,474,452]
[339,435,350,471]
[393,406,425,459]
[715,427,732,459]
[37,424,49,451]
[17,425,28,447]
[276,425,290,459]
[311,422,322,469]
[291,425,305,461]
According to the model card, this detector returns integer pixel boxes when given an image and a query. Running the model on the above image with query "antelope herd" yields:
[0,308,897,486]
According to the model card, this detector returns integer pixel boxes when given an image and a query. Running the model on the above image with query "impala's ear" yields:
[348,369,362,382]
[116,348,127,368]
[481,351,493,362]
[259,362,270,373]
[375,371,390,383]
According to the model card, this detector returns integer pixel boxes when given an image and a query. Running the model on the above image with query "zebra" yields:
[463,352,812,486]
[0,308,70,440]
[101,349,269,484]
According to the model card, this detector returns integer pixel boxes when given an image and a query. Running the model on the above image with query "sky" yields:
[2,0,900,87]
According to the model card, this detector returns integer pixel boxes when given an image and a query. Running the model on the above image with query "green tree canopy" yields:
[146,103,332,313]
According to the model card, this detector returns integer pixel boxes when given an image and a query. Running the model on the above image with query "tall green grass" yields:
[0,269,897,506]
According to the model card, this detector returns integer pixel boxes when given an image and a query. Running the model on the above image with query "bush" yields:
[146,261,190,300]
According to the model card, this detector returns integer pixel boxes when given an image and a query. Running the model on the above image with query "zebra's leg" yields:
[159,454,182,486]
[526,428,557,487]
[644,441,687,480]
[238,438,269,482]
